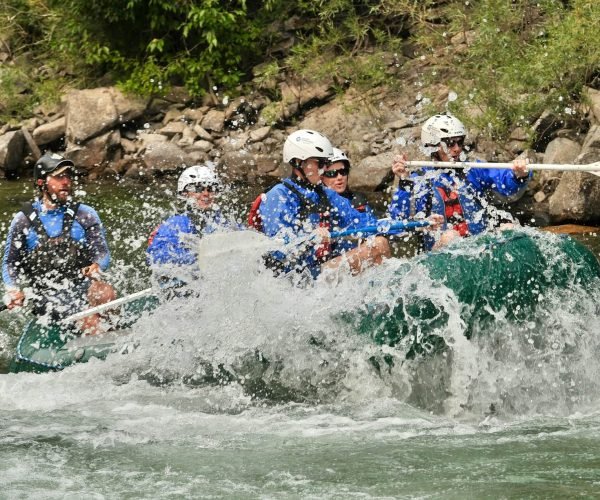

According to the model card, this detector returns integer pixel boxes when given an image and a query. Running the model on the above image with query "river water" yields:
[1,178,600,498]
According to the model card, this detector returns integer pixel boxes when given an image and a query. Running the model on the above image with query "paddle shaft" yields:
[63,287,154,323]
[330,220,430,239]
[405,160,600,174]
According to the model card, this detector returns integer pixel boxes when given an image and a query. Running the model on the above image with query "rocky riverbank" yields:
[2,76,600,225]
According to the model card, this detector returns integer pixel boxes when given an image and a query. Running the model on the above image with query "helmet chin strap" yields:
[291,159,308,182]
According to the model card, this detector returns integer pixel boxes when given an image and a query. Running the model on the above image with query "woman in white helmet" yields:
[257,129,390,279]
[388,113,530,251]
[147,164,236,274]
[321,147,374,216]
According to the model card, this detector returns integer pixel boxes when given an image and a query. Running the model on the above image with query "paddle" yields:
[62,287,154,323]
[0,304,7,313]
[329,220,430,239]
[405,160,600,177]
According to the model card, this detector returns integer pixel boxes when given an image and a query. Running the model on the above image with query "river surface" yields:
[1,177,600,498]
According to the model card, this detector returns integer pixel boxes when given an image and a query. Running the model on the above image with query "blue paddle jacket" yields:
[260,177,377,277]
[146,210,236,267]
[388,166,531,250]
[2,199,110,290]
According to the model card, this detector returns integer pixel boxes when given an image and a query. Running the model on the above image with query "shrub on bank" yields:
[0,0,598,143]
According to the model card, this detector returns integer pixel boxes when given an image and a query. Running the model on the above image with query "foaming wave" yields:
[4,229,600,422]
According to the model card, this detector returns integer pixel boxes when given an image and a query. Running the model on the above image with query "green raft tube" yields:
[338,229,600,357]
[10,230,600,373]
[9,295,158,374]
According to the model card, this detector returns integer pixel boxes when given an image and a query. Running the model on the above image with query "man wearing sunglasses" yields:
[388,113,530,251]
[2,152,115,332]
[258,129,390,279]
[147,164,237,279]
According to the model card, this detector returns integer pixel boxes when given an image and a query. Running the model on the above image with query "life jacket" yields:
[147,225,160,246]
[436,186,469,237]
[247,193,265,232]
[249,179,334,262]
[347,191,368,213]
[18,202,91,288]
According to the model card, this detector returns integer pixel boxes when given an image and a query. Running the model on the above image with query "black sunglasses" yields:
[322,167,350,178]
[184,183,218,193]
[441,136,465,148]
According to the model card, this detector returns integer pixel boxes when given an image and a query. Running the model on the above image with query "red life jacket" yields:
[247,193,265,232]
[147,225,160,246]
[436,186,469,237]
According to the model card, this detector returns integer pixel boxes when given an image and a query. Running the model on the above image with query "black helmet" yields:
[34,153,75,182]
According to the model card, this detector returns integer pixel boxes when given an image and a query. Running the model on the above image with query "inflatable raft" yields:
[10,230,600,373]
[338,230,600,356]
[9,295,158,373]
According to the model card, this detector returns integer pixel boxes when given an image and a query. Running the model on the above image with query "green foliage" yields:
[1,0,599,137]
[283,0,425,90]
[438,0,600,139]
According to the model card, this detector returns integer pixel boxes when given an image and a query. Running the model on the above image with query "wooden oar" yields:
[62,287,154,323]
[405,160,600,177]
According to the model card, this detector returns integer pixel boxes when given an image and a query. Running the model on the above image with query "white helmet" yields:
[421,113,467,147]
[177,165,219,196]
[283,129,334,165]
[330,147,350,167]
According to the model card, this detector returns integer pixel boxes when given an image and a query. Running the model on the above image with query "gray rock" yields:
[0,130,25,173]
[581,124,600,152]
[162,108,185,124]
[219,132,249,153]
[159,121,188,137]
[32,117,66,145]
[193,124,213,141]
[66,87,146,144]
[583,86,600,124]
[121,138,138,155]
[187,140,212,153]
[66,130,121,169]
[183,107,208,122]
[201,110,225,133]
[249,126,271,143]
[139,133,168,147]
[176,126,197,147]
[544,137,582,164]
[384,116,412,131]
[353,150,401,191]
[549,170,600,222]
[143,142,191,172]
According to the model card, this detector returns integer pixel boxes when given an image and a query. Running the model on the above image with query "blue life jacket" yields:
[260,177,376,277]
[388,166,531,250]
[2,199,109,289]
[146,210,233,266]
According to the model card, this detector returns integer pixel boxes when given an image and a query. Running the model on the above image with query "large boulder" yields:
[219,149,282,178]
[0,130,25,174]
[66,87,146,144]
[200,110,225,133]
[32,117,66,145]
[66,130,121,169]
[352,150,402,191]
[142,142,192,172]
[549,170,600,222]
[534,137,582,192]
[544,137,582,164]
